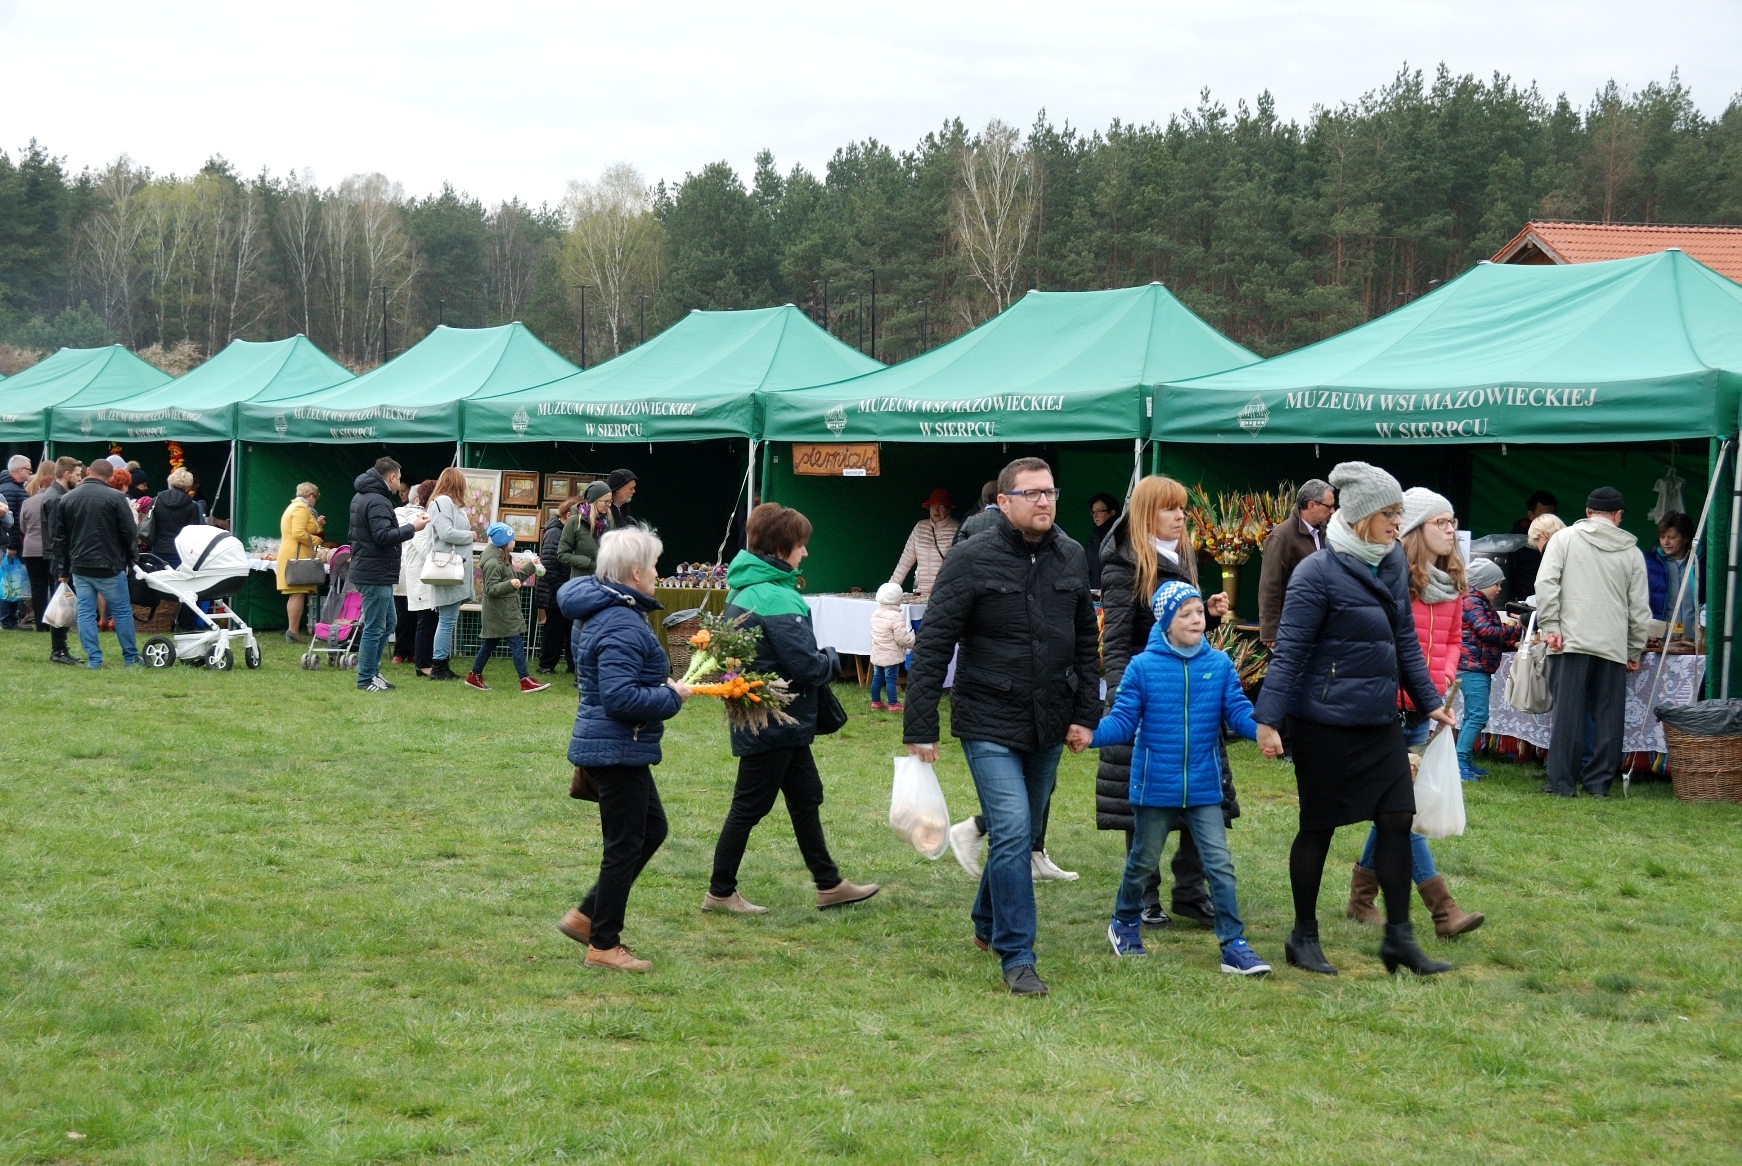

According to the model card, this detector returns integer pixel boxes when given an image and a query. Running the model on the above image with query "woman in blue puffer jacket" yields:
[552,525,691,973]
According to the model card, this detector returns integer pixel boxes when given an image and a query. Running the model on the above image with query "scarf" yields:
[1326,510,1389,566]
[1420,562,1460,605]
[1152,536,1180,564]
[1166,635,1205,659]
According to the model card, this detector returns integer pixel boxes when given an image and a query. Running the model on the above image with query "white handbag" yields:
[1503,611,1555,714]
[420,549,467,585]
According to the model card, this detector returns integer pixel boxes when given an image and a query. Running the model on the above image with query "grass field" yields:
[2,629,1740,1164]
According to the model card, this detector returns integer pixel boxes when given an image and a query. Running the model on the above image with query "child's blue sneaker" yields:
[1107,918,1147,957]
[1219,939,1271,977]
[1459,763,1480,783]
[1468,764,1489,777]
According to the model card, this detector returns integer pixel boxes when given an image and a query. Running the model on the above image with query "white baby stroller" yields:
[134,525,261,671]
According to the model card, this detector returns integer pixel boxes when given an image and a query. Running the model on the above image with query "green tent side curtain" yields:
[1153,251,1742,445]
[760,283,1259,444]
[237,323,577,443]
[463,305,882,443]
[0,347,173,443]
[49,336,352,443]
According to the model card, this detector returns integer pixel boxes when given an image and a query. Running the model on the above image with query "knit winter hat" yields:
[486,521,514,547]
[875,581,904,605]
[1466,557,1505,591]
[1150,579,1203,632]
[1398,486,1455,537]
[582,480,611,504]
[606,468,637,491]
[1586,485,1625,513]
[1327,461,1403,523]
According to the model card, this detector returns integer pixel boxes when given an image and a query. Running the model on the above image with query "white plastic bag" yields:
[1503,612,1554,714]
[1412,728,1466,838]
[889,755,951,859]
[42,582,77,629]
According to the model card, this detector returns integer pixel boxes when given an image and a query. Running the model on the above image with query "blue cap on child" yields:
[1150,579,1201,630]
[486,521,514,547]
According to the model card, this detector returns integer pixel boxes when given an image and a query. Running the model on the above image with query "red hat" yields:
[920,488,953,509]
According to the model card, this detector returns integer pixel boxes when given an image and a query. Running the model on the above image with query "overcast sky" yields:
[1,0,1736,207]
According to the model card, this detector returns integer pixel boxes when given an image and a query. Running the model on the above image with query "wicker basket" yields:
[662,608,705,678]
[1660,723,1742,802]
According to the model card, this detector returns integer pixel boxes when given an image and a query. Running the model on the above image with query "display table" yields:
[804,594,927,656]
[1471,650,1706,754]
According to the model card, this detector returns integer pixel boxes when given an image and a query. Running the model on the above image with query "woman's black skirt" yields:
[1288,716,1414,831]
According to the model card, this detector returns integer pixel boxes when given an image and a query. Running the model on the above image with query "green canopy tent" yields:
[463,305,881,564]
[0,346,172,463]
[1151,249,1742,690]
[47,336,352,530]
[758,283,1258,591]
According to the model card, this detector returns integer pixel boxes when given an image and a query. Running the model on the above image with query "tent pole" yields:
[747,439,757,512]
[1127,438,1144,503]
[231,440,240,528]
[454,442,463,468]
[1725,449,1742,699]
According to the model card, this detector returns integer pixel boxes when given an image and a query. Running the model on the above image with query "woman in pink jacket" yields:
[1346,488,1486,938]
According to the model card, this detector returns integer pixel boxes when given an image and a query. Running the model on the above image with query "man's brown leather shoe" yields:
[585,944,651,972]
[556,908,591,944]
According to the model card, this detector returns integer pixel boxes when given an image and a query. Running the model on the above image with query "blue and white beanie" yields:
[486,521,514,547]
[1150,579,1202,630]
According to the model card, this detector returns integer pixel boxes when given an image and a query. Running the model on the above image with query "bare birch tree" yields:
[84,156,150,343]
[563,163,659,355]
[952,120,1037,315]
[318,181,357,357]
[278,169,321,337]
[485,200,541,323]
[351,173,415,359]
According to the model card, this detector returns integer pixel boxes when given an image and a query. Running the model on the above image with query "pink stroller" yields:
[300,547,363,670]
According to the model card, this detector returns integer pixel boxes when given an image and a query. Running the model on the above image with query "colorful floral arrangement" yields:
[679,611,797,733]
[166,441,187,473]
[1208,621,1269,689]
[1187,480,1297,566]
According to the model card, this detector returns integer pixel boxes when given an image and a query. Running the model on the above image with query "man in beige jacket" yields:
[1534,486,1652,797]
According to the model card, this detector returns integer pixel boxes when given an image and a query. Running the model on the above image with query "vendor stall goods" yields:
[679,611,798,733]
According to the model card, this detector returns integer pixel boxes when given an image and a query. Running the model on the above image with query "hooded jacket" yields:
[1255,542,1441,728]
[724,550,841,756]
[560,573,681,768]
[1090,621,1258,809]
[1535,516,1652,665]
[903,520,1101,753]
[148,488,204,560]
[347,469,416,587]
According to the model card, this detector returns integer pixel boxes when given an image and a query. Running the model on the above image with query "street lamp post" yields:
[572,284,589,369]
[438,297,446,327]
[812,278,833,336]
[638,294,650,346]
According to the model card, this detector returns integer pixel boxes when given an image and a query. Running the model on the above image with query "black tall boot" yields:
[1379,921,1453,976]
[1285,920,1337,975]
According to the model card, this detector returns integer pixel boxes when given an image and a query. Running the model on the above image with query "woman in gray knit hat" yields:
[1253,461,1456,976]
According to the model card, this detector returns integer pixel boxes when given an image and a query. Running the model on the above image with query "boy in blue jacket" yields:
[1087,580,1270,975]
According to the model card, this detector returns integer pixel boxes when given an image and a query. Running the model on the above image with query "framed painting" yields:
[501,470,541,508]
[459,468,502,542]
[544,473,573,502]
[541,503,567,530]
[499,508,542,544]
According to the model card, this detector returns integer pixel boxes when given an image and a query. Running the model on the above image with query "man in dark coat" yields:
[904,457,1101,998]
[347,457,428,691]
[0,455,31,628]
[952,480,1002,546]
[52,459,141,668]
[606,468,637,529]
[1258,479,1334,646]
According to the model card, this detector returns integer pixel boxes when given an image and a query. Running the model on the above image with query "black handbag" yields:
[570,765,599,802]
[814,683,848,735]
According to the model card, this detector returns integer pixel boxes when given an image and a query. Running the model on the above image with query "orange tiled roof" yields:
[1492,221,1742,282]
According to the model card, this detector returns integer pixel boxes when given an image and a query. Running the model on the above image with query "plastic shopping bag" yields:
[1412,728,1466,839]
[889,755,951,859]
[42,582,77,629]
[0,556,26,602]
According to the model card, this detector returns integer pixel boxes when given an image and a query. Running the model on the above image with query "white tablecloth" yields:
[1472,651,1706,754]
[804,594,926,656]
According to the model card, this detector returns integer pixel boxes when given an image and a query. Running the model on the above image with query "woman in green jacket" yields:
[558,481,612,578]
[465,522,549,693]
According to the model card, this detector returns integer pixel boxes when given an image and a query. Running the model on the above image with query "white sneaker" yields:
[948,817,987,877]
[1031,850,1079,881]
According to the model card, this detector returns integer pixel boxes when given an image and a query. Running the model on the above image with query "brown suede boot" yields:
[816,880,880,910]
[585,944,651,972]
[1417,874,1485,937]
[556,908,591,945]
[1345,863,1383,925]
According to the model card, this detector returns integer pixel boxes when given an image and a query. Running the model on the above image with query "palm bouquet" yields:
[1187,480,1297,566]
[678,611,798,733]
[1208,621,1269,689]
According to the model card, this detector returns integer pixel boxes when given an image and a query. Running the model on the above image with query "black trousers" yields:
[1124,824,1208,911]
[1548,651,1627,795]
[393,596,414,659]
[539,605,574,670]
[21,556,67,653]
[709,745,841,897]
[579,764,668,951]
[413,609,438,671]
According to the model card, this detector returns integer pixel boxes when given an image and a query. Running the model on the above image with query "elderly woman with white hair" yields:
[553,524,692,973]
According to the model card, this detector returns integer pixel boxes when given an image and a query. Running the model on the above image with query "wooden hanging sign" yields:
[792,442,881,476]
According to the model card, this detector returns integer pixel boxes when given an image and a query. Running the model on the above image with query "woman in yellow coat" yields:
[276,482,326,642]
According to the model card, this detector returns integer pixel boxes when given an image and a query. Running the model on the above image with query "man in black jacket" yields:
[904,457,1101,997]
[348,457,428,692]
[52,460,141,668]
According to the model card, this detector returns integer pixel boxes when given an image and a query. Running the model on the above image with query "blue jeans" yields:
[1115,803,1246,946]
[869,664,899,703]
[72,573,139,667]
[1455,669,1491,766]
[962,739,1062,973]
[472,634,528,679]
[432,600,462,661]
[356,584,397,685]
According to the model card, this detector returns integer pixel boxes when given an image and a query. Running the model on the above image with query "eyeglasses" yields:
[1090,505,1111,517]
[1004,488,1061,503]
[1428,517,1458,530]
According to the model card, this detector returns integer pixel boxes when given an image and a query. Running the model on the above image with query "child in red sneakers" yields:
[868,581,914,711]
[466,522,548,693]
